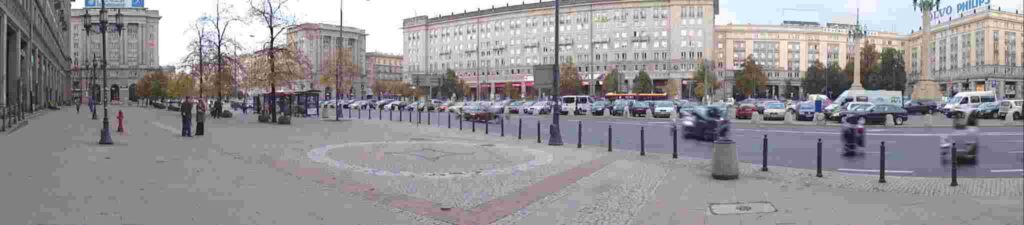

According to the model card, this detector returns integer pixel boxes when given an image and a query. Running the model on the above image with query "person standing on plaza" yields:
[181,96,193,137]
[196,97,206,136]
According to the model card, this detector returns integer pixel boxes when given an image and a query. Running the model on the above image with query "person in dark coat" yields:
[196,98,206,136]
[181,97,193,137]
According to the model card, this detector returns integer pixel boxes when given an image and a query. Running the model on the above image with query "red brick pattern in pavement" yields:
[264,153,615,225]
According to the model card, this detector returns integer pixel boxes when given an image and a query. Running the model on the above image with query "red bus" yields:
[604,93,669,101]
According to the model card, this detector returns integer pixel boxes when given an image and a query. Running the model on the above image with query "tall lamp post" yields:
[847,8,867,91]
[335,0,344,120]
[82,2,124,145]
[89,54,99,120]
[549,0,564,146]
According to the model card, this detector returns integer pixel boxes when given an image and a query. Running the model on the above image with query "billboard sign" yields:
[85,0,143,8]
[931,0,990,25]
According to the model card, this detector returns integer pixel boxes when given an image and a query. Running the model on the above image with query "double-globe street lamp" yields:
[81,3,125,145]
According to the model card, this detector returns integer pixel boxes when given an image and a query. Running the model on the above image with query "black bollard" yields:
[537,121,541,143]
[349,107,352,118]
[879,141,887,183]
[485,119,489,135]
[518,118,523,140]
[448,112,451,129]
[577,121,582,148]
[390,109,394,121]
[951,143,958,186]
[417,110,422,125]
[762,134,769,172]
[459,115,463,130]
[816,138,823,178]
[472,120,476,132]
[399,109,403,122]
[672,125,678,159]
[427,111,431,125]
[608,125,612,152]
[379,108,382,120]
[640,126,646,156]
[501,118,505,137]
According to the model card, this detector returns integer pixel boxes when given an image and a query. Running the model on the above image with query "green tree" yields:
[879,48,907,91]
[437,69,463,99]
[801,61,827,96]
[827,61,852,99]
[559,62,584,95]
[602,69,620,94]
[693,61,719,99]
[633,70,654,93]
[735,55,768,98]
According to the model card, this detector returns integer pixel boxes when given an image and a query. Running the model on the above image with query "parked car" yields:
[997,99,1023,120]
[589,100,612,116]
[651,101,676,118]
[903,99,939,115]
[973,102,1001,119]
[835,102,876,121]
[524,101,554,115]
[610,100,635,116]
[167,100,181,111]
[560,95,594,115]
[761,102,787,120]
[463,102,496,122]
[629,101,652,117]
[846,104,908,125]
[488,100,511,115]
[795,102,817,121]
[505,101,525,114]
[735,104,757,119]
[511,101,532,114]
[680,106,730,141]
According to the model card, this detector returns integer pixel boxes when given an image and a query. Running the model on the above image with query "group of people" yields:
[179,96,207,137]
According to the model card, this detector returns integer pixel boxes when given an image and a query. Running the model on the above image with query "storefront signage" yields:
[931,0,990,25]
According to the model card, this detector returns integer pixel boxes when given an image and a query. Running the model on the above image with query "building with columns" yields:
[69,7,161,103]
[904,6,1023,99]
[403,0,719,99]
[285,23,367,98]
[2,0,73,130]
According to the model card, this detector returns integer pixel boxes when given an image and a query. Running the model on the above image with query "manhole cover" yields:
[709,202,776,215]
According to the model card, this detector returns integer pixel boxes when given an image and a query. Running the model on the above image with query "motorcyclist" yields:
[941,111,980,163]
[841,115,866,156]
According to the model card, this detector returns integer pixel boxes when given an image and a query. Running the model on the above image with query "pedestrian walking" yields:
[181,97,193,137]
[196,98,206,136]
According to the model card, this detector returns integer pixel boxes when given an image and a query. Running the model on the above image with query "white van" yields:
[560,95,594,115]
[942,91,998,118]
[824,90,902,119]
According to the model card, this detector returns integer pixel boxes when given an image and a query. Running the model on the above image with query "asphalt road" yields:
[345,108,1024,178]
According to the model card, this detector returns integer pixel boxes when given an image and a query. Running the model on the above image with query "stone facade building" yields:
[69,7,161,103]
[2,0,73,130]
[285,23,367,98]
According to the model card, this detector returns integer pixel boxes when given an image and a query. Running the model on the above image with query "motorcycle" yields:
[841,115,866,156]
[940,117,980,164]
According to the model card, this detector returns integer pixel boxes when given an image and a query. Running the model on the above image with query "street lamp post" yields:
[336,0,344,120]
[90,55,98,120]
[82,2,124,145]
[549,0,564,146]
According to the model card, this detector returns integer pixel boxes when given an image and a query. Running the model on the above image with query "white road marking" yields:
[837,168,914,174]
[990,169,1024,173]
[733,128,1024,137]
[1008,151,1024,154]
[150,121,179,134]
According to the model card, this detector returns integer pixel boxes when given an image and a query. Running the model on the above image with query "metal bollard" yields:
[672,125,678,159]
[399,109,403,122]
[448,112,451,129]
[349,108,352,118]
[537,121,541,143]
[379,108,382,120]
[816,138,823,177]
[640,126,646,156]
[459,115,463,130]
[501,118,505,137]
[608,125,613,152]
[577,121,582,148]
[427,111,431,125]
[472,120,476,132]
[417,110,421,125]
[951,143,958,186]
[390,109,394,121]
[879,141,887,183]
[518,118,523,140]
[762,135,769,172]
[485,119,489,135]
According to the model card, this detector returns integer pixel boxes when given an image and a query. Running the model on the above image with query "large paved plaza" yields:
[0,106,1021,225]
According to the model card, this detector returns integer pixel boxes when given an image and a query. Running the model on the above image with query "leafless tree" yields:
[248,0,295,122]
[205,0,246,106]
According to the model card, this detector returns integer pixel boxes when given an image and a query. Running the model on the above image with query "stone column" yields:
[911,9,942,101]
[850,38,864,90]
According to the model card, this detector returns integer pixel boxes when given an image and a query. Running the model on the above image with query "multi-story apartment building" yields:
[905,7,1023,99]
[403,0,718,98]
[285,23,367,98]
[2,0,73,130]
[365,52,402,91]
[714,21,905,98]
[70,7,161,102]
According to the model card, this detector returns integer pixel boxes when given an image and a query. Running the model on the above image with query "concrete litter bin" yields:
[711,138,739,180]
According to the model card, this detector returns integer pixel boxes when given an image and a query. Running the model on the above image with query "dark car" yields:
[463,102,495,122]
[630,101,653,117]
[903,99,939,115]
[735,104,757,119]
[610,100,635,116]
[973,102,1000,119]
[795,102,817,121]
[680,106,730,141]
[846,104,909,125]
[590,100,611,116]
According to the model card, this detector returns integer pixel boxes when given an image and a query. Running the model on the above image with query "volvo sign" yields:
[931,0,990,25]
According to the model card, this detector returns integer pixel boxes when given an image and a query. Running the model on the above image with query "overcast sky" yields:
[72,0,1022,67]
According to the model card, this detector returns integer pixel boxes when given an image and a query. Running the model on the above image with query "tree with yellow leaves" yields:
[318,47,361,98]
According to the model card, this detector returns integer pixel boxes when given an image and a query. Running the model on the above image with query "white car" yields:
[651,100,676,118]
[997,99,1023,120]
[762,102,787,120]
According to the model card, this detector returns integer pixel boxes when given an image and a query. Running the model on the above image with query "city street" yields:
[346,108,1024,178]
[1,107,1021,225]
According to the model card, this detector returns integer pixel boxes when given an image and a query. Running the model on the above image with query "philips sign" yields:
[84,0,144,8]
[931,0,990,25]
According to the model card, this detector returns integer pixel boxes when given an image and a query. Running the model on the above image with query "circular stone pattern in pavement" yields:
[307,140,554,179]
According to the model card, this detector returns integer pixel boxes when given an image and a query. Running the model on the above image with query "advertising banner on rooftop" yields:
[84,0,144,8]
